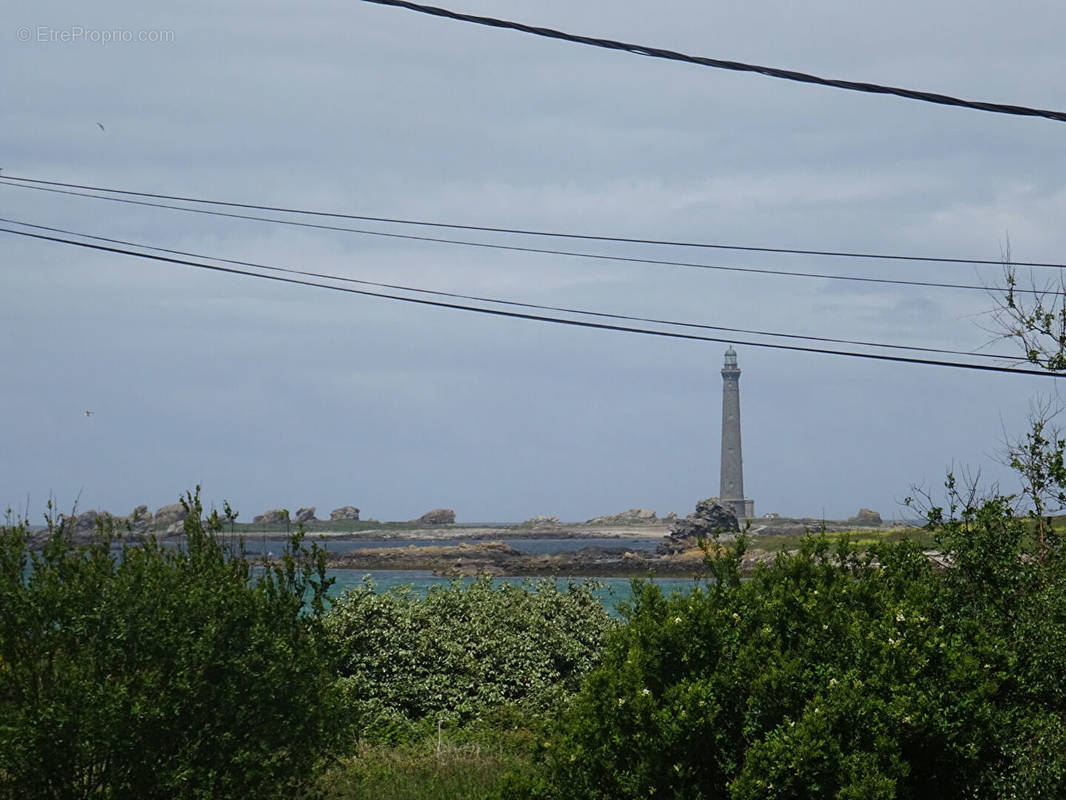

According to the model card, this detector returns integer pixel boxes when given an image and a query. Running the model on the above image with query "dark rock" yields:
[658,499,738,554]
[324,540,691,578]
[294,507,317,524]
[418,508,456,525]
[330,506,360,522]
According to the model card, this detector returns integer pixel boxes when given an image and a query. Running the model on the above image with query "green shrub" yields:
[533,511,1066,799]
[322,576,615,734]
[0,491,340,800]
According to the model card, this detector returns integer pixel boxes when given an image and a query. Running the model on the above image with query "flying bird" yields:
[96,122,105,132]
[85,410,94,417]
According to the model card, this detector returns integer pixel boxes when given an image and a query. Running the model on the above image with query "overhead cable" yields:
[360,0,1066,123]
[0,225,1054,378]
[0,179,1039,296]
[0,215,1020,362]
[3,174,1063,270]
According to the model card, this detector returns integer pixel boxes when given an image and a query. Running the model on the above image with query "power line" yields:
[4,174,1064,270]
[0,225,1054,378]
[0,179,1041,296]
[360,0,1066,124]
[1,215,1020,362]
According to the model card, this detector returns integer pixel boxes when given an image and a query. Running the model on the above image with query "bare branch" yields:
[986,238,1066,371]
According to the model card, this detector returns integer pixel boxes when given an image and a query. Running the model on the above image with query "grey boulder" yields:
[329,506,361,521]
[252,509,289,525]
[417,508,456,525]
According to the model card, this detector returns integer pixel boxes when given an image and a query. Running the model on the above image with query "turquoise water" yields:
[324,568,712,615]
[86,537,699,614]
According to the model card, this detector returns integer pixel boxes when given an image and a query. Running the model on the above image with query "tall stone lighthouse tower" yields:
[719,347,754,520]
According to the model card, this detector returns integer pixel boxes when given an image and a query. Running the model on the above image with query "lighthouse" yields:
[719,347,754,520]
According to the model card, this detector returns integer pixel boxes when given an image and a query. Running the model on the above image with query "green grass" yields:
[751,527,934,552]
[319,725,535,800]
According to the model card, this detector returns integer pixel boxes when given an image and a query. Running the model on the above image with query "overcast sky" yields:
[3,0,1066,523]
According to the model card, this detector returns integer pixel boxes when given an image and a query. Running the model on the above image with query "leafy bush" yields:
[0,491,340,800]
[322,577,615,733]
[533,510,1066,799]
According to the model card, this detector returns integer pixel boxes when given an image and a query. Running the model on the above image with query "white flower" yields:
[642,688,651,696]
[618,697,626,706]
[674,616,683,624]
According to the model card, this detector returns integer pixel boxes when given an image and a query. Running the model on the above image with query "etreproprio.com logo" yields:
[16,25,175,44]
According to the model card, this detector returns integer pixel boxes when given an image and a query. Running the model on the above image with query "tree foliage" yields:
[533,506,1066,799]
[0,490,339,800]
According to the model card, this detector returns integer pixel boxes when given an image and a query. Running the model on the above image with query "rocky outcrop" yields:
[154,503,186,527]
[73,509,99,532]
[847,508,882,526]
[658,499,739,554]
[72,509,125,532]
[329,541,516,576]
[330,506,361,522]
[127,505,151,534]
[418,508,456,525]
[523,515,561,527]
[57,506,153,538]
[294,507,317,524]
[252,509,289,525]
[321,539,775,578]
[586,508,658,525]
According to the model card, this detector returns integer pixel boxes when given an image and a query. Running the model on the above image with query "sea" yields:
[235,535,706,614]
[322,568,712,616]
[68,533,705,614]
